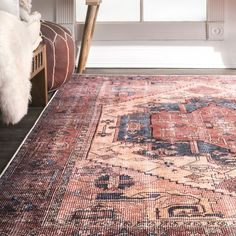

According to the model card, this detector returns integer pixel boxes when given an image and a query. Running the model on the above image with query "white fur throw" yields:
[0,0,20,18]
[0,11,32,124]
[20,0,41,24]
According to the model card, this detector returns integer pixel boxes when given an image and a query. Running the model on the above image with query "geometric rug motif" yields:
[1,75,236,235]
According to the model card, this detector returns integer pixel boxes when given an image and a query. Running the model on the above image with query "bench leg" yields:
[77,4,100,74]
[31,68,48,107]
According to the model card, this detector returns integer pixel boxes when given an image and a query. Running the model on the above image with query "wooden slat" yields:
[31,44,46,78]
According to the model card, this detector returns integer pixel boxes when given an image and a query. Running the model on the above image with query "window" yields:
[76,0,207,22]
[76,0,140,22]
[75,0,224,41]
[143,0,207,21]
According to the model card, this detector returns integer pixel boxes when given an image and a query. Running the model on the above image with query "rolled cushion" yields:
[40,21,75,91]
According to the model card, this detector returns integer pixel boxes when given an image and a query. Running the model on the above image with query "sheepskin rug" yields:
[0,10,32,124]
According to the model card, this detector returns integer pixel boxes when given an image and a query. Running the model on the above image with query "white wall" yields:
[33,0,236,68]
[32,0,56,22]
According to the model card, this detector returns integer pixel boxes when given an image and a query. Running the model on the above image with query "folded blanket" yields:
[0,10,32,124]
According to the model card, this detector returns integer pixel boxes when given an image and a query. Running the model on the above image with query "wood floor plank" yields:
[0,108,42,173]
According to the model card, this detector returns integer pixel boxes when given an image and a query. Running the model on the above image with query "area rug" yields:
[1,75,236,235]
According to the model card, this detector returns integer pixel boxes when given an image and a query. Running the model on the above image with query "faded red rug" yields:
[1,75,236,235]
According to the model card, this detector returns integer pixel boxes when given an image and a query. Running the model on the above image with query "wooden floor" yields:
[0,68,236,174]
[84,68,236,75]
[0,108,43,173]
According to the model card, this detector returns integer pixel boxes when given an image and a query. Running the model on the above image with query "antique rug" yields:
[1,75,236,236]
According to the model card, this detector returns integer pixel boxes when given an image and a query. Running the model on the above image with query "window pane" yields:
[143,0,207,21]
[76,0,140,22]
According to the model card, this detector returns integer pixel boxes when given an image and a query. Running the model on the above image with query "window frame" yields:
[55,0,224,41]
